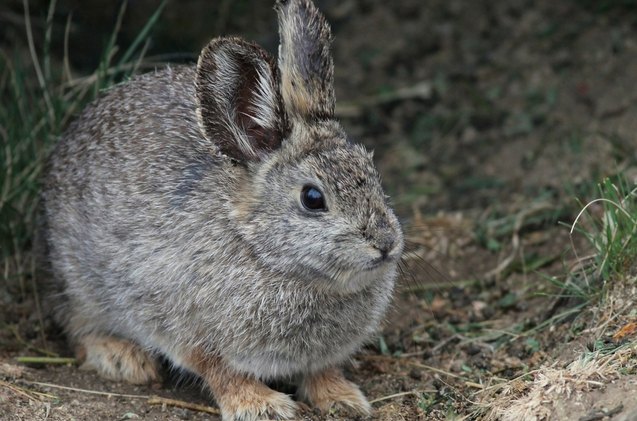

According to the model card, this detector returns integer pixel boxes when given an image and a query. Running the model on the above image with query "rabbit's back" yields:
[42,66,234,336]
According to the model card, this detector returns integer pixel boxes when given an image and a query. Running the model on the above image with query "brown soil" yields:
[2,0,637,420]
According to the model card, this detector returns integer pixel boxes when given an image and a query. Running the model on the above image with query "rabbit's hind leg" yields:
[75,334,160,384]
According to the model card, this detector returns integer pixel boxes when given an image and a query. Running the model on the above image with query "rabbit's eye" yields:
[301,185,327,211]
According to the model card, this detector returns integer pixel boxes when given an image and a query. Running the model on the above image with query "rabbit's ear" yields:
[275,0,335,120]
[196,37,284,162]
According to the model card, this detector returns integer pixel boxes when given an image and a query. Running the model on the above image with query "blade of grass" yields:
[116,0,168,68]
[23,0,54,123]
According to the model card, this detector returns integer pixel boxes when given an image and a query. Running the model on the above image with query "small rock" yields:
[409,368,423,380]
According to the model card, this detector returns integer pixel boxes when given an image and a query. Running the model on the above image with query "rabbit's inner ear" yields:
[234,59,281,154]
[196,37,284,162]
[275,0,335,120]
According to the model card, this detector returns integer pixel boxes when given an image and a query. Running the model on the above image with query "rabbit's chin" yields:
[322,261,398,294]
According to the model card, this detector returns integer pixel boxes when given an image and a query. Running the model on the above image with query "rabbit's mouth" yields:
[365,257,391,271]
[339,263,397,292]
[362,240,403,271]
[317,256,399,293]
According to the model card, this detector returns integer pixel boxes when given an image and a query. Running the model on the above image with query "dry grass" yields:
[476,341,637,420]
[0,359,222,417]
[475,278,637,421]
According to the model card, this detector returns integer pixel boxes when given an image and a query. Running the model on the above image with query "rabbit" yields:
[40,0,404,419]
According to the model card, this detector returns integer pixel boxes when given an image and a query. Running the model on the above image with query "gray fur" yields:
[41,0,403,413]
[276,0,335,119]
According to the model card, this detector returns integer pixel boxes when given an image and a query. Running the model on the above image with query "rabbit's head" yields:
[195,0,403,293]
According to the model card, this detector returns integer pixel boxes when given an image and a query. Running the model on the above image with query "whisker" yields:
[400,249,451,286]
[397,260,420,290]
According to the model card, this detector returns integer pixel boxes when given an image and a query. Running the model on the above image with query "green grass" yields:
[466,174,636,345]
[538,174,637,323]
[0,0,166,297]
[570,176,637,283]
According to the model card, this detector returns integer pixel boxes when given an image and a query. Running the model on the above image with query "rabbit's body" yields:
[45,66,395,379]
[42,1,403,419]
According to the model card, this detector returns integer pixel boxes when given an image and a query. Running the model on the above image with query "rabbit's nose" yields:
[373,241,393,259]
[364,212,399,259]
[372,233,396,260]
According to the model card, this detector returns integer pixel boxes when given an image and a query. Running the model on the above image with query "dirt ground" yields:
[2,0,637,420]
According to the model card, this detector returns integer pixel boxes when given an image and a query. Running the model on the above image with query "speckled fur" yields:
[41,0,403,419]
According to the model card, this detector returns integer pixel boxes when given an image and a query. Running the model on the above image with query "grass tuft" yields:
[0,0,166,299]
[570,175,637,287]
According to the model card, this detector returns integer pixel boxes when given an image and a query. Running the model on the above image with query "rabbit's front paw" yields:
[218,385,297,421]
[186,351,297,421]
[299,367,372,416]
[76,335,160,384]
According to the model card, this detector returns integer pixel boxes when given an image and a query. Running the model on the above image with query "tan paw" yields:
[298,367,371,416]
[218,385,298,421]
[76,335,160,384]
[184,350,297,420]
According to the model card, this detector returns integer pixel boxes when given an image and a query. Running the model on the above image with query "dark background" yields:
[2,1,637,419]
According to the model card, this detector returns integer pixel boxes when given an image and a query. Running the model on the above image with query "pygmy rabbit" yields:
[41,0,404,419]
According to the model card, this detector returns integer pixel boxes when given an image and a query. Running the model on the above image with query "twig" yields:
[465,381,484,389]
[1,380,42,401]
[147,396,221,415]
[335,81,433,118]
[398,350,430,358]
[369,390,434,404]
[0,380,57,401]
[15,356,76,365]
[360,354,471,382]
[19,380,222,415]
[597,92,637,118]
[431,333,463,354]
[20,380,149,399]
[407,361,470,381]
